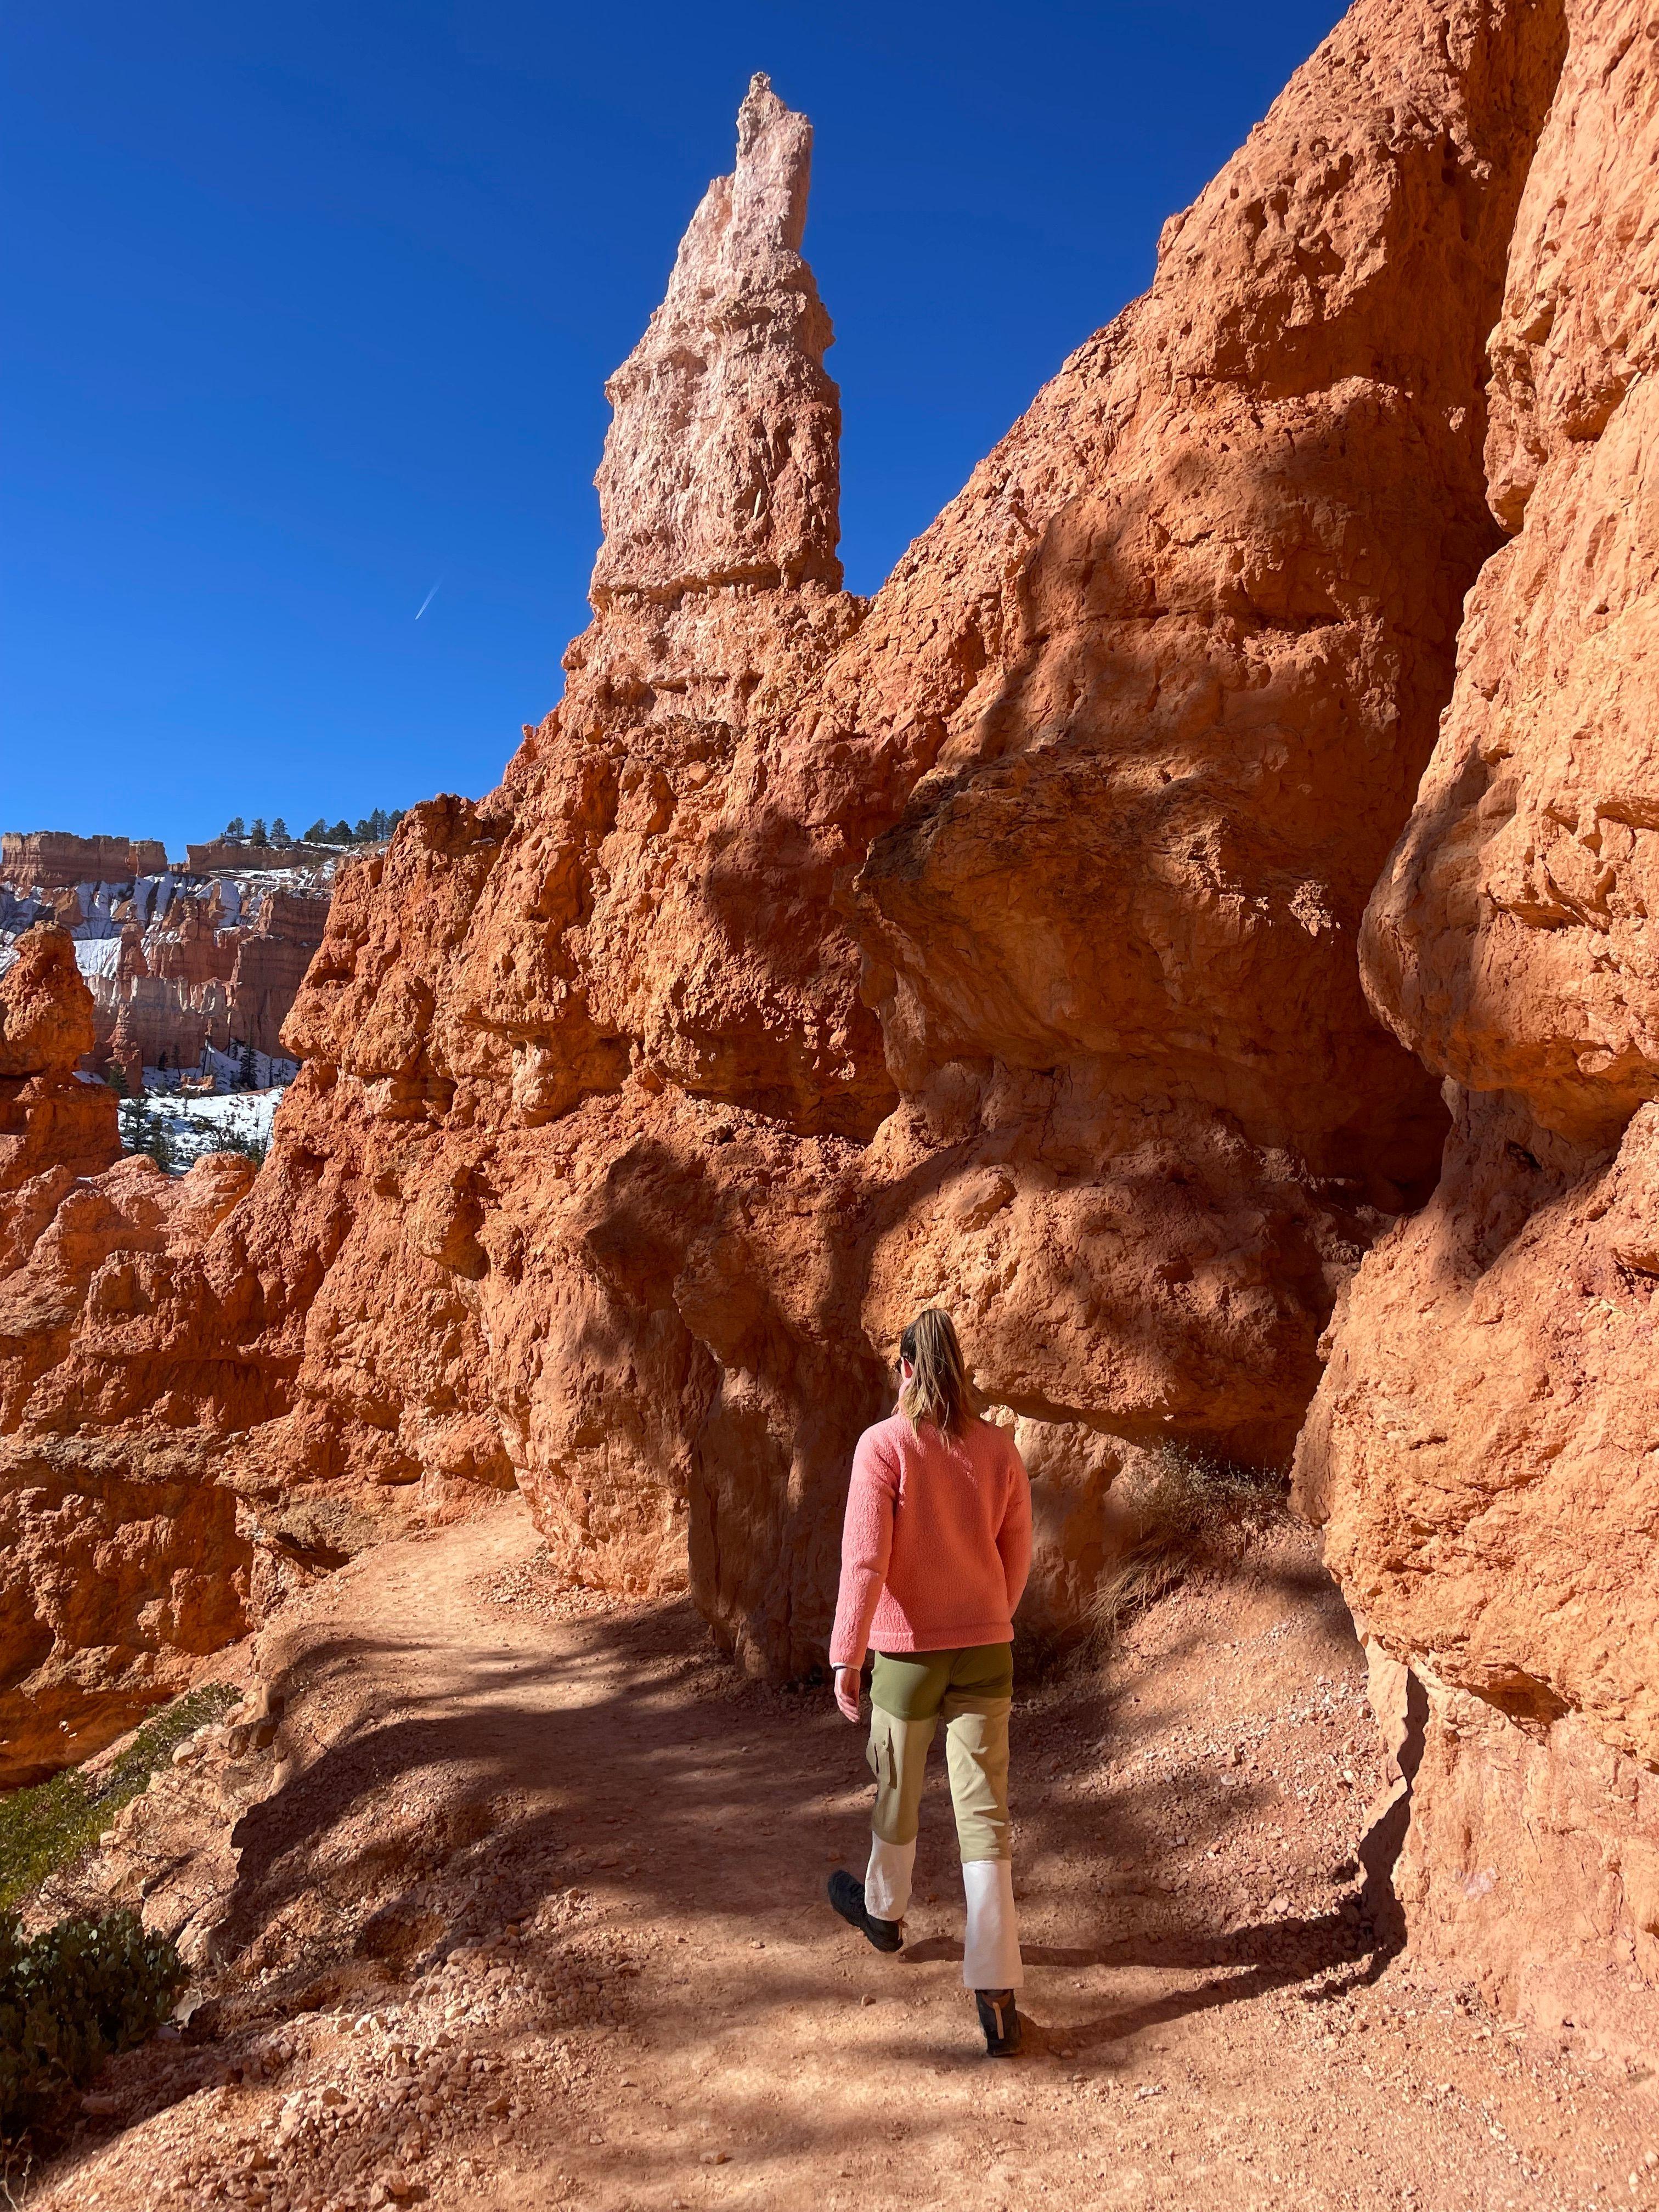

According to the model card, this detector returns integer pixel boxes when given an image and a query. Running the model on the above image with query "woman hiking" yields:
[825,1307,1033,2056]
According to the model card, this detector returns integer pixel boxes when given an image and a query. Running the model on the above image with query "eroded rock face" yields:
[0,1429,252,1787]
[87,880,330,1068]
[591,72,841,606]
[3,861,332,1074]
[800,0,1563,1477]
[1361,0,1659,1151]
[0,932,263,1781]
[1395,1680,1659,2062]
[1297,0,1659,2042]
[197,8,1570,1686]
[0,926,120,1189]
[13,5,1639,1884]
[176,76,887,1677]
[0,833,167,888]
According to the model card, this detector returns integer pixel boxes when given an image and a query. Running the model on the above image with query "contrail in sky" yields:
[415,578,443,621]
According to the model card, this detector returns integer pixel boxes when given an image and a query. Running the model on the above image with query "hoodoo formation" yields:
[0,839,331,1074]
[4,0,1659,2066]
[0,928,256,1781]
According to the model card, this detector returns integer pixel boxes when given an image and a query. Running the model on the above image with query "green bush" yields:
[119,1094,177,1172]
[118,1095,272,1174]
[0,1909,185,2134]
[0,1684,240,1910]
[195,1102,268,1167]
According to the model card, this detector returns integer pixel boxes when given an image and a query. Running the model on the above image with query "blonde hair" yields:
[898,1308,975,1436]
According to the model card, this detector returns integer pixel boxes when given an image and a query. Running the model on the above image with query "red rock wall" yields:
[201,13,1568,1684]
[228,893,330,1060]
[81,885,331,1069]
[1,833,168,887]
[822,0,1565,1473]
[0,930,262,1782]
[184,840,333,873]
[14,2,1647,1951]
[1295,0,1659,2048]
[0,927,120,1188]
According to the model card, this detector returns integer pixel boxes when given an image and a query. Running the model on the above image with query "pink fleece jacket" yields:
[829,1410,1032,1669]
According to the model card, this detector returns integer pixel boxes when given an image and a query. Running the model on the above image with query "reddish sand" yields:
[31,1498,1658,2211]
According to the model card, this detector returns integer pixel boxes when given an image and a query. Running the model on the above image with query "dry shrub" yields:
[1086,1444,1287,1657]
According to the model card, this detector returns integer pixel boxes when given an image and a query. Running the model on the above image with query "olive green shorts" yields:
[866,1643,1014,1864]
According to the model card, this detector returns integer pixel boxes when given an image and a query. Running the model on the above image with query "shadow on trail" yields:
[199,1568,1394,2020]
[905,1904,1396,2045]
[58,1518,1417,2209]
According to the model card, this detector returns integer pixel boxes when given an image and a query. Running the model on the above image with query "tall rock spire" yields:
[591,72,843,603]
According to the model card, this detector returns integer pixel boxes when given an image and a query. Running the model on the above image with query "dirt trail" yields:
[38,1499,1658,2212]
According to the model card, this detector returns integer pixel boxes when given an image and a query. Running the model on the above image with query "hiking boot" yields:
[975,1987,1022,2056]
[827,1869,904,1954]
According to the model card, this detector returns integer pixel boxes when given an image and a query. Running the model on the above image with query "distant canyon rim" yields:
[2,0,1657,2066]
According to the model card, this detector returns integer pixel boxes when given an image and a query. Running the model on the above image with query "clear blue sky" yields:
[2,1,1345,856]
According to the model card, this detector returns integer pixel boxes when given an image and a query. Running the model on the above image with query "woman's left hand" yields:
[833,1664,861,1723]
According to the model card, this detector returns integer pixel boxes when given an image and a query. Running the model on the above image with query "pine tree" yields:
[250,819,268,848]
[329,819,352,844]
[224,816,245,839]
[369,808,388,839]
[353,817,373,842]
[270,816,290,845]
[303,819,328,843]
[120,1095,178,1172]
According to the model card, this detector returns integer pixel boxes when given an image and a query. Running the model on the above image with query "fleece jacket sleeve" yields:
[996,1436,1034,1620]
[828,1427,898,1669]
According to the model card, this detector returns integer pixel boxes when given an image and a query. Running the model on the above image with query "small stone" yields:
[699,2150,731,2165]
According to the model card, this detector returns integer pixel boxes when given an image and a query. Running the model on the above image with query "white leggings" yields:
[866,1838,1023,1989]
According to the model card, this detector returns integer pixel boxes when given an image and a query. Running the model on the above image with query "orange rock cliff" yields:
[1292,0,1659,2051]
[3,4,1656,2051]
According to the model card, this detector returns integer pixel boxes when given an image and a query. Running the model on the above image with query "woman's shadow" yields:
[900,1892,1399,2050]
